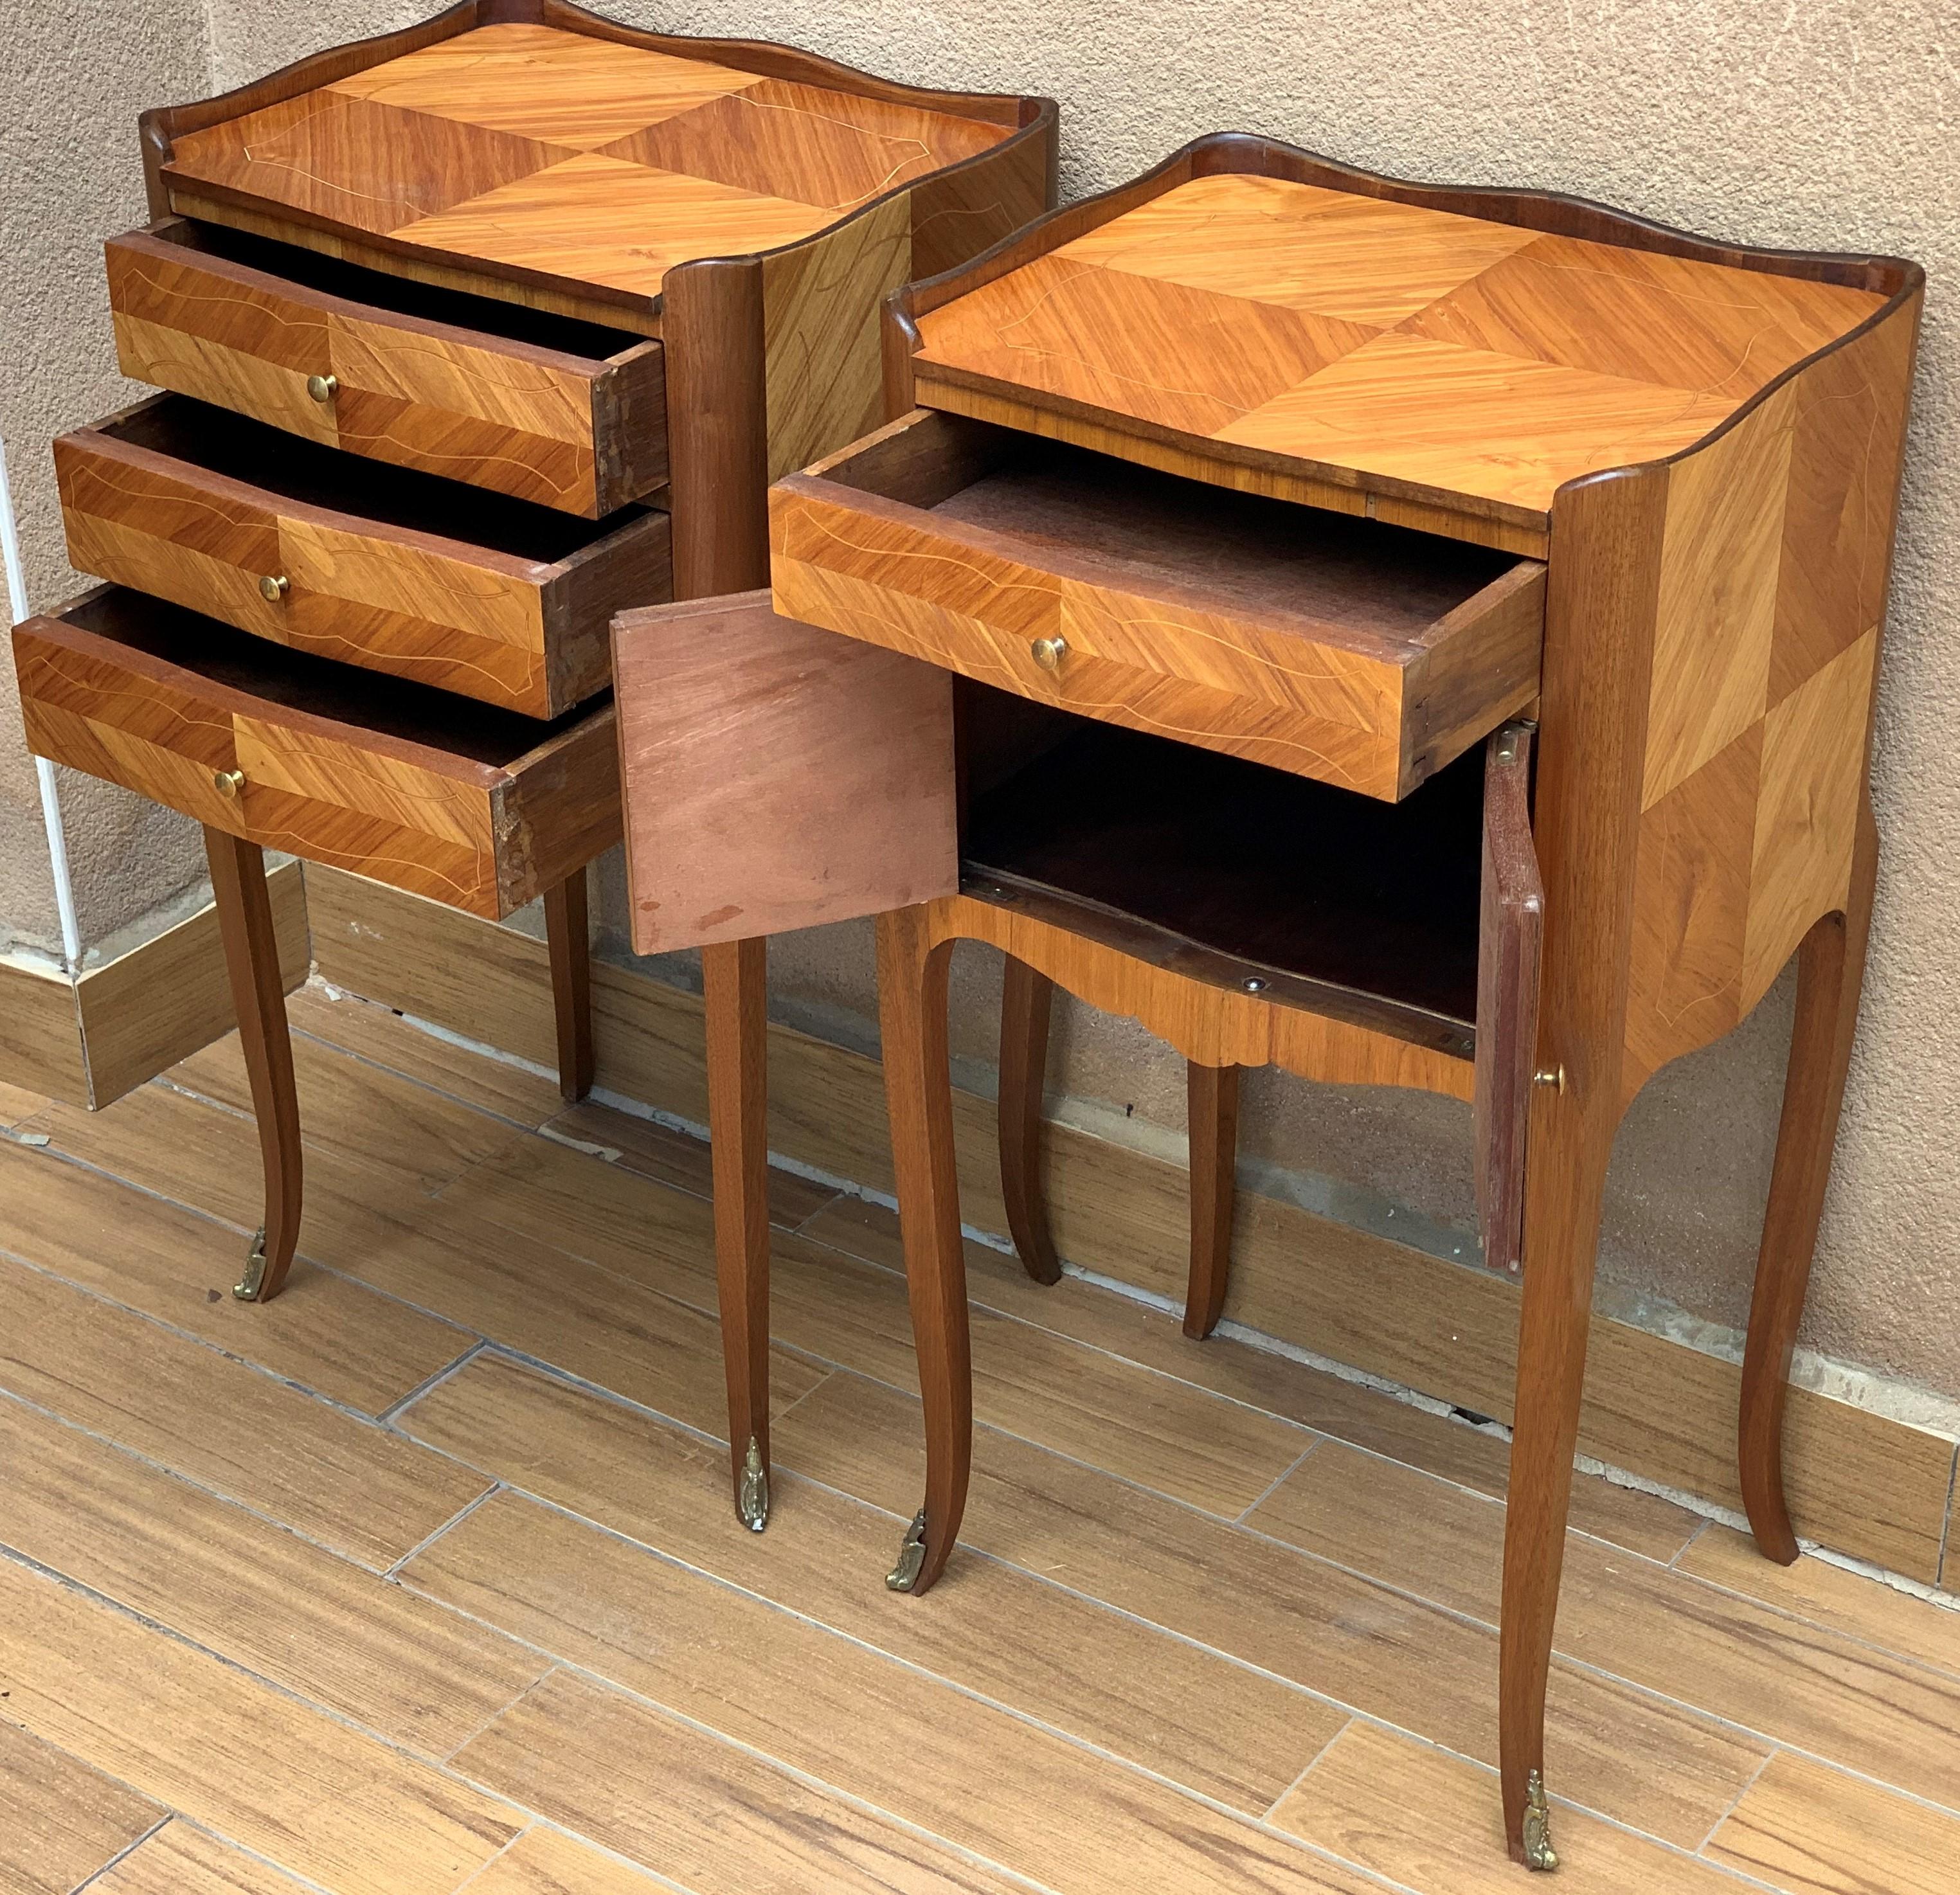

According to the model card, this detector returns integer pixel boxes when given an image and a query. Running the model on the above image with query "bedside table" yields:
[612,132,1920,1868]
[10,0,1056,1428]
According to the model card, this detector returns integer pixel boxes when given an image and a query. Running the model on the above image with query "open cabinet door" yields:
[612,589,959,953]
[1473,721,1543,1275]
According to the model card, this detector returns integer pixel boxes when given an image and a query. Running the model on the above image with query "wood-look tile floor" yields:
[3,981,1959,1895]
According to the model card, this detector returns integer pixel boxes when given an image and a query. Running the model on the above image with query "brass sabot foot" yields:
[233,1227,269,1302]
[737,1435,769,1533]
[886,1509,928,1592]
[1522,1770,1558,1872]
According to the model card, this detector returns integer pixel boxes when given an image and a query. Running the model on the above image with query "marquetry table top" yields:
[159,21,1009,304]
[912,172,1887,522]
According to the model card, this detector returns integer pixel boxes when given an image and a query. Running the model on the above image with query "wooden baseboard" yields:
[0,862,310,1109]
[307,866,1959,1586]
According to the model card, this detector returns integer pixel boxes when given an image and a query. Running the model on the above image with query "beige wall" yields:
[2,1,217,961]
[31,3,1960,1408]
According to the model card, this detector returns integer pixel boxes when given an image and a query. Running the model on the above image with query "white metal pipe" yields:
[0,437,84,972]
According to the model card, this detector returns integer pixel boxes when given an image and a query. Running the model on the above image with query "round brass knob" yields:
[258,573,290,602]
[306,373,338,403]
[1534,1064,1567,1093]
[213,768,246,799]
[1030,635,1068,673]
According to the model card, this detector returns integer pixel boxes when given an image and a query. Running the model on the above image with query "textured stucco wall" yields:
[1,1,216,960]
[87,2,1960,1405]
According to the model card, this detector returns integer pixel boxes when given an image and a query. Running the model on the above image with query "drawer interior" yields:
[95,397,651,561]
[816,413,1527,643]
[960,698,1486,1051]
[152,219,649,365]
[54,589,598,764]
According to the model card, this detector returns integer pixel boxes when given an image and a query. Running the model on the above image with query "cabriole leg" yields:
[998,955,1059,1284]
[543,869,594,1105]
[1739,800,1878,1563]
[1184,1061,1240,1339]
[703,936,772,1531]
[876,906,970,1597]
[1499,1084,1616,1871]
[204,827,301,1303]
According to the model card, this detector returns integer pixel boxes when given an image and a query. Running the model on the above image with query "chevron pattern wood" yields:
[13,590,618,921]
[912,170,1887,537]
[160,21,1012,318]
[1621,299,1918,1095]
[55,399,668,717]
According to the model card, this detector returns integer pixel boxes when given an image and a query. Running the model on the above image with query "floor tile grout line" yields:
[10,1304,1945,1883]
[399,1473,1336,1826]
[376,1340,494,1427]
[64,1813,170,1894]
[0,1540,538,1801]
[393,1338,1960,1811]
[1693,1743,1779,1855]
[388,1422,1811,1876]
[1255,1712,1354,1822]
[15,1042,1960,1819]
[381,1476,508,1581]
[0,1237,456,1441]
[33,1043,1926,1625]
[437,1675,1074,1895]
[0,1379,501,1589]
[440,1664,563,1768]
[447,1823,533,1895]
[1234,1438,1323,1524]
[139,1818,341,1895]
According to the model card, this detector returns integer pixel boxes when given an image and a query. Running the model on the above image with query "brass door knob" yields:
[1030,635,1068,673]
[307,373,338,403]
[258,573,290,602]
[1534,1064,1567,1093]
[213,768,246,798]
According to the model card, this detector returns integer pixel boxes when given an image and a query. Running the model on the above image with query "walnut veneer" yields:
[611,130,1921,1872]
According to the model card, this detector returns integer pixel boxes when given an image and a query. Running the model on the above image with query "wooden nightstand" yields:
[613,133,1921,1868]
[11,1,1054,1379]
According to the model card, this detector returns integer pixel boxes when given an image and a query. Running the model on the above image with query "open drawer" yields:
[769,409,1546,801]
[612,594,1543,1269]
[55,395,669,719]
[15,587,618,921]
[105,219,667,517]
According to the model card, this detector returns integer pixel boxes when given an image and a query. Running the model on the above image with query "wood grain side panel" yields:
[761,192,912,481]
[614,591,957,953]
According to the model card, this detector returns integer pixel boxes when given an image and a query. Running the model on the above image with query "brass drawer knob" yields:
[258,573,290,602]
[1534,1064,1567,1093]
[307,373,338,403]
[1030,635,1068,673]
[213,768,246,799]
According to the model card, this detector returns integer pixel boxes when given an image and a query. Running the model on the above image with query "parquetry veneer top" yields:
[160,22,1010,303]
[912,172,1888,522]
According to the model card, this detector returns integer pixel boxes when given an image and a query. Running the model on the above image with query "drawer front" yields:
[14,606,618,920]
[55,424,668,719]
[105,226,665,518]
[769,472,1544,802]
